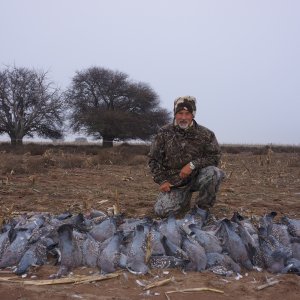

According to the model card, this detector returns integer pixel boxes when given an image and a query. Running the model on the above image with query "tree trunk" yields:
[102,136,114,148]
[10,136,23,146]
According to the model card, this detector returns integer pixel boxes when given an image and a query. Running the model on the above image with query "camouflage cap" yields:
[174,96,197,117]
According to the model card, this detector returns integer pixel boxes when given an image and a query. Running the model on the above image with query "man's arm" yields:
[148,132,169,185]
[190,132,221,170]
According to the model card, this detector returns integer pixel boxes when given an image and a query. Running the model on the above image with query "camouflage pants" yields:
[154,166,225,217]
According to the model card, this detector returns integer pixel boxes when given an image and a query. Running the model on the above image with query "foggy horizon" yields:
[0,0,299,145]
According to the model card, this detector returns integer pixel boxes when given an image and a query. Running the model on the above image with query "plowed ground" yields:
[0,146,299,300]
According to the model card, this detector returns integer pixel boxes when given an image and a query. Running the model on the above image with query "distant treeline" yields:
[0,142,299,156]
[221,144,300,154]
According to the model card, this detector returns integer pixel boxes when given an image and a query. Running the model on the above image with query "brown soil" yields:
[0,149,299,300]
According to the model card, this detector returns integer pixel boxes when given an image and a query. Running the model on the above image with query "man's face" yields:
[175,110,193,129]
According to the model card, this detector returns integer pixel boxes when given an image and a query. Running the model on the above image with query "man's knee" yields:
[154,203,168,218]
[154,192,175,217]
[200,166,225,181]
[192,166,224,191]
[154,189,192,217]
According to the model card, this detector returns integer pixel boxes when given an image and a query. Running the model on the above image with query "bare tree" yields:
[66,66,170,147]
[0,66,64,145]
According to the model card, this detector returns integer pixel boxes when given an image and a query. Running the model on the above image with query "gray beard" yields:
[174,119,194,129]
[178,122,189,129]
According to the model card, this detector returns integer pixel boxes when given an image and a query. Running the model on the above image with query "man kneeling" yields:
[148,96,225,217]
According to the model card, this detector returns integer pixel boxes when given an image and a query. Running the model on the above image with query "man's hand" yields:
[159,181,173,192]
[180,164,193,179]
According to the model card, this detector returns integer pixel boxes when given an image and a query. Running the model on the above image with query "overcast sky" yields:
[0,0,299,145]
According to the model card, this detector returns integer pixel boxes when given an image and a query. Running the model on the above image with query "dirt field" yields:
[0,145,299,299]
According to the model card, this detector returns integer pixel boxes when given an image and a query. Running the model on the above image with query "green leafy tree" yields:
[0,66,64,145]
[66,67,170,147]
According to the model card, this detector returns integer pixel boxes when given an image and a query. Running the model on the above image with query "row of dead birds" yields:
[0,207,299,278]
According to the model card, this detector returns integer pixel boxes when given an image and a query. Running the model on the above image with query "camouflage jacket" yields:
[148,120,221,186]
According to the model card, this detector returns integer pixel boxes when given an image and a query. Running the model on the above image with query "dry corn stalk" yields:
[73,272,120,285]
[113,190,120,215]
[241,160,252,176]
[145,232,152,264]
[28,175,36,186]
[257,279,280,290]
[0,272,120,286]
[143,277,174,290]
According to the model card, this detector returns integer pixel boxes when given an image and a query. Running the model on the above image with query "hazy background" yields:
[0,0,299,145]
